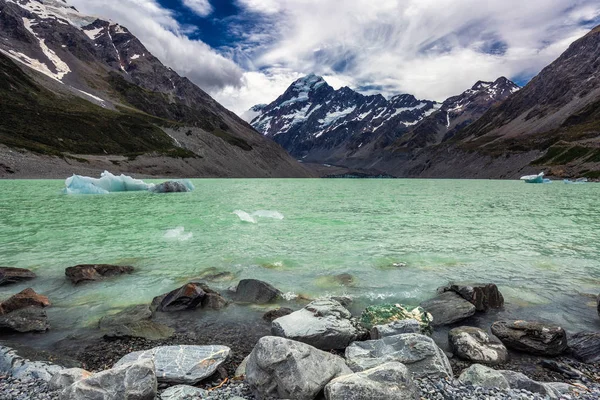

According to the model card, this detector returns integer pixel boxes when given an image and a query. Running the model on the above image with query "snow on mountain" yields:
[248,74,438,162]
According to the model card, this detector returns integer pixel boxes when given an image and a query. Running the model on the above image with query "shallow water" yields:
[1,178,599,339]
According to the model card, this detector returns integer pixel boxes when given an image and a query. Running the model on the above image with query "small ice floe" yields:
[520,172,551,184]
[233,210,284,223]
[564,178,588,184]
[63,171,194,194]
[163,226,193,241]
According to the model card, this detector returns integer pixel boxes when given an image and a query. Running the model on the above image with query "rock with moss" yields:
[360,304,432,334]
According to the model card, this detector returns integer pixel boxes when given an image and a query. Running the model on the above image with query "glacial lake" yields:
[1,178,599,339]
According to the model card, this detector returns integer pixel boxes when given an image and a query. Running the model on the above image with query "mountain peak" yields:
[290,74,327,91]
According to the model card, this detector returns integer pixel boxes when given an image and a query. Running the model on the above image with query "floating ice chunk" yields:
[233,210,284,223]
[164,227,193,241]
[64,171,154,194]
[149,180,194,193]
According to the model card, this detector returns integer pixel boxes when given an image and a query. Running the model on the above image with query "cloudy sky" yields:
[70,0,600,114]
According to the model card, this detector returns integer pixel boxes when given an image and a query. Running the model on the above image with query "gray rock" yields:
[324,362,420,400]
[61,359,157,400]
[458,364,510,389]
[152,282,228,312]
[370,319,421,339]
[420,291,476,326]
[0,267,36,285]
[150,181,191,193]
[345,333,452,379]
[99,305,174,340]
[0,306,49,332]
[569,331,600,363]
[0,346,63,382]
[438,283,504,311]
[234,355,249,378]
[234,279,281,304]
[448,326,508,365]
[48,368,91,392]
[114,345,230,384]
[499,370,558,398]
[271,299,366,350]
[160,384,208,399]
[545,382,578,395]
[245,336,352,400]
[65,264,134,284]
[491,320,568,356]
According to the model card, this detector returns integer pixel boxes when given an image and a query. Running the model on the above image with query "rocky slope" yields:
[0,0,310,178]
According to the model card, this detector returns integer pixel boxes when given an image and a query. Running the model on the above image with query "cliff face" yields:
[0,0,311,178]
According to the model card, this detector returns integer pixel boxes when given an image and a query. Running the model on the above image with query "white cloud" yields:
[69,0,242,91]
[182,0,212,17]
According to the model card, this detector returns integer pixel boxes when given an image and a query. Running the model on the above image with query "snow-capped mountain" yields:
[249,74,438,162]
[396,77,520,148]
[0,0,309,178]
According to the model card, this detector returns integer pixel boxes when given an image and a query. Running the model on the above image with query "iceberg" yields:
[63,171,194,194]
[520,172,546,184]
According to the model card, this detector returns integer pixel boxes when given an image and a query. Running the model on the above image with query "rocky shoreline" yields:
[0,266,599,399]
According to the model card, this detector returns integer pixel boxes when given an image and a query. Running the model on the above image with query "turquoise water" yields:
[0,179,599,335]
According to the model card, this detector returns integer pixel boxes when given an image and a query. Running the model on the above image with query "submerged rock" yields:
[324,362,420,400]
[0,288,50,315]
[315,273,357,287]
[0,267,36,286]
[345,333,452,379]
[99,305,174,340]
[370,319,421,339]
[245,336,351,400]
[62,359,156,400]
[271,299,367,350]
[449,326,508,365]
[233,279,282,304]
[0,346,63,382]
[491,320,568,356]
[420,292,476,326]
[262,307,293,322]
[114,345,230,384]
[439,283,504,311]
[65,264,134,284]
[152,282,228,312]
[0,306,49,332]
[569,332,600,363]
[360,304,432,333]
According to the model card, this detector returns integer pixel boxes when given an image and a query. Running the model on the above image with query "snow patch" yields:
[76,89,105,103]
[130,54,140,60]
[83,27,104,40]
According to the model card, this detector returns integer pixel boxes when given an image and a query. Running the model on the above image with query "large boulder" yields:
[271,299,366,350]
[370,319,421,339]
[324,362,420,400]
[360,304,432,333]
[233,279,281,304]
[439,283,504,311]
[491,320,568,356]
[0,306,49,332]
[245,336,352,400]
[150,181,191,193]
[420,292,476,326]
[61,359,157,400]
[345,333,452,379]
[569,332,600,363]
[99,305,174,340]
[160,385,208,399]
[0,288,50,314]
[499,370,559,398]
[458,364,510,389]
[0,267,36,285]
[48,368,92,392]
[0,346,63,382]
[449,326,508,365]
[114,345,230,384]
[65,264,134,284]
[151,282,228,312]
